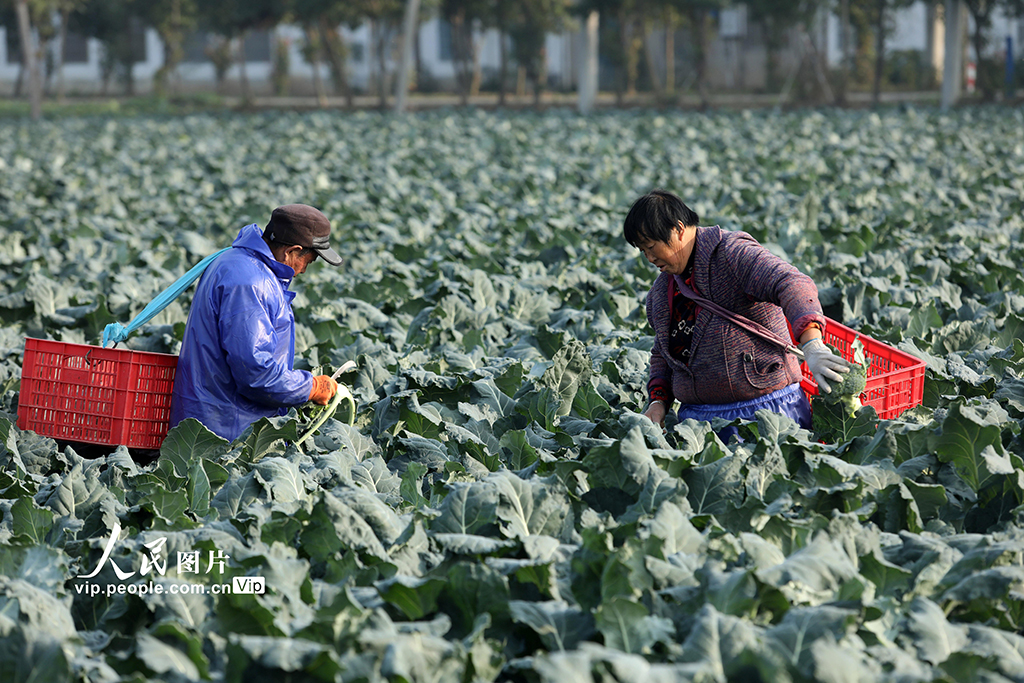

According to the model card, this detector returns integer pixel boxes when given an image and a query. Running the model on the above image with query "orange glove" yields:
[308,375,338,405]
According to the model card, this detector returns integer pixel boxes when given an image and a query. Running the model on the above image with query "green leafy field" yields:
[1,108,1023,683]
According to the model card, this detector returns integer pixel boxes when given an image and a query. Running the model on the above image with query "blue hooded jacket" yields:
[169,224,313,441]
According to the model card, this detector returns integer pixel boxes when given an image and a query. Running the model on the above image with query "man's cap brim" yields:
[316,246,343,267]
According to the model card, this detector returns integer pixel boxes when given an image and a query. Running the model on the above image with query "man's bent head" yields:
[263,204,343,268]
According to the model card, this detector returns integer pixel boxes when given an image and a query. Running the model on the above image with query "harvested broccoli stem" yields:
[298,384,356,445]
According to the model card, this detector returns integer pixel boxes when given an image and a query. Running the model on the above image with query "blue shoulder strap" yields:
[101,247,231,348]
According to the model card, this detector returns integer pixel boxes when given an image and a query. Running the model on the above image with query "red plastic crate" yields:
[800,318,926,420]
[17,338,178,449]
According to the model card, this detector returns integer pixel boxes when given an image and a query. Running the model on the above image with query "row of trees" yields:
[6,0,1023,119]
[2,0,579,109]
[585,0,1024,105]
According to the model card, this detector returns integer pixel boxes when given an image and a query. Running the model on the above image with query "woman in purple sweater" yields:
[625,190,852,437]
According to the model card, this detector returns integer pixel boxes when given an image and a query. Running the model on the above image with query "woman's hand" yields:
[644,400,667,427]
[801,338,853,393]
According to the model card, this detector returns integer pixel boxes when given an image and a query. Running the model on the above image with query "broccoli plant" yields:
[811,338,877,443]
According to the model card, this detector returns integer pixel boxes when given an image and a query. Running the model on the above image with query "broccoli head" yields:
[817,339,867,407]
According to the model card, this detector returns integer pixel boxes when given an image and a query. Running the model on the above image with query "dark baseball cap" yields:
[264,204,342,267]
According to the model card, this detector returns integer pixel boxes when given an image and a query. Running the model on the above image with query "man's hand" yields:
[801,338,853,394]
[309,375,339,405]
[644,400,668,427]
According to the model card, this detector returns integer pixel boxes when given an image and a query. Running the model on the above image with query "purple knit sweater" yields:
[645,226,826,406]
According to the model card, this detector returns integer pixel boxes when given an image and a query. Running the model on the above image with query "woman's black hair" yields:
[623,190,699,246]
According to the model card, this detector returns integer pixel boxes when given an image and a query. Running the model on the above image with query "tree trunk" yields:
[692,9,711,108]
[578,10,599,113]
[414,18,423,89]
[449,14,481,104]
[764,17,778,92]
[361,21,370,100]
[970,9,991,99]
[470,29,482,97]
[208,37,232,95]
[307,26,327,107]
[806,9,834,104]
[153,0,180,96]
[498,29,508,105]
[57,7,69,104]
[974,27,986,98]
[624,16,639,96]
[168,0,183,96]
[319,21,350,107]
[16,0,41,120]
[124,58,136,96]
[344,34,355,109]
[665,17,675,95]
[838,0,851,104]
[156,40,171,96]
[872,0,886,106]
[36,29,49,96]
[613,10,625,104]
[100,48,113,95]
[533,46,546,106]
[644,21,662,93]
[452,11,471,106]
[171,0,182,94]
[941,0,963,109]
[377,22,389,108]
[238,35,251,104]
[395,0,420,112]
[367,20,377,104]
[924,2,936,87]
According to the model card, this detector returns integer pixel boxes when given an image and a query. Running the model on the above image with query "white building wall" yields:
[0,27,23,81]
[419,18,455,82]
[545,32,565,83]
[0,28,8,77]
[140,29,163,78]
[889,2,929,52]
[979,9,1019,60]
[277,24,316,81]
[343,24,371,90]
[411,18,564,88]
[0,26,163,93]
[64,38,104,82]
[826,13,841,67]
[826,1,931,67]
[479,28,502,71]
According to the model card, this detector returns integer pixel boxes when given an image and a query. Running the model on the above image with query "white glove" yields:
[801,338,853,394]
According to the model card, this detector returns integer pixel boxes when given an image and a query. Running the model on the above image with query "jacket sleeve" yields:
[724,232,826,340]
[216,280,313,408]
[646,282,674,406]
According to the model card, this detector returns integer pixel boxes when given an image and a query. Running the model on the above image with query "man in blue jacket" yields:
[170,204,342,441]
